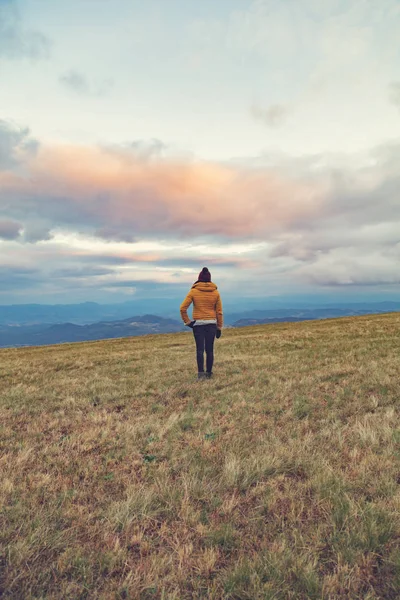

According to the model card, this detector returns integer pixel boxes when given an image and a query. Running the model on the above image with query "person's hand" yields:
[216,329,222,339]
[186,321,195,328]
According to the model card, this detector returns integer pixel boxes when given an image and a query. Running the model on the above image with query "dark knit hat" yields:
[198,267,211,282]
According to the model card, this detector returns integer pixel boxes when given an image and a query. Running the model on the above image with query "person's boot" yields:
[205,372,213,379]
[197,372,207,380]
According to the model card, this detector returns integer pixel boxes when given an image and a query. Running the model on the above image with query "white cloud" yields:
[250,104,289,127]
[297,249,400,286]
[389,82,400,109]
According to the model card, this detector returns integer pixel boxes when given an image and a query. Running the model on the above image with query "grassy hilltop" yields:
[1,313,400,599]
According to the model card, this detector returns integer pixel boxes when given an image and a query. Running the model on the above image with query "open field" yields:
[1,313,400,599]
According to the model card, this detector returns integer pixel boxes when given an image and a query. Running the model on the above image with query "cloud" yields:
[128,139,167,161]
[0,231,260,302]
[0,218,22,240]
[59,70,114,97]
[1,120,400,293]
[51,266,116,279]
[94,227,135,243]
[389,82,400,109]
[157,257,258,269]
[0,119,39,168]
[191,0,400,151]
[0,0,50,60]
[62,251,252,270]
[0,265,39,291]
[0,141,325,241]
[297,250,400,286]
[250,104,289,127]
[192,0,400,68]
[22,223,53,243]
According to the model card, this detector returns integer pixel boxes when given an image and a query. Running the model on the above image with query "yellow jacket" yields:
[180,282,223,329]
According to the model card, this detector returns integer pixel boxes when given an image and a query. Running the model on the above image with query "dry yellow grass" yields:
[1,313,400,599]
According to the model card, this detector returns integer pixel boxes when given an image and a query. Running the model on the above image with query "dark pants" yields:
[193,324,217,373]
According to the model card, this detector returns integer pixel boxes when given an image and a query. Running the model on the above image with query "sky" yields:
[1,0,400,306]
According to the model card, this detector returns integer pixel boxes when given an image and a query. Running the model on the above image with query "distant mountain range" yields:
[0,302,399,348]
[230,304,400,327]
[0,301,180,326]
[0,315,185,348]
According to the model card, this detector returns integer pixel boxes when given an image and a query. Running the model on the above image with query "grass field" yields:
[1,313,400,599]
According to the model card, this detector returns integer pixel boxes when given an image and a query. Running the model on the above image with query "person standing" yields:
[180,267,223,379]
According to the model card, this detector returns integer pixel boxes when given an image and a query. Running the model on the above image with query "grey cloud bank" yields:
[0,218,22,240]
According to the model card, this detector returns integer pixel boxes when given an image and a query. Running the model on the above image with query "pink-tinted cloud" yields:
[2,122,400,292]
[0,142,326,240]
